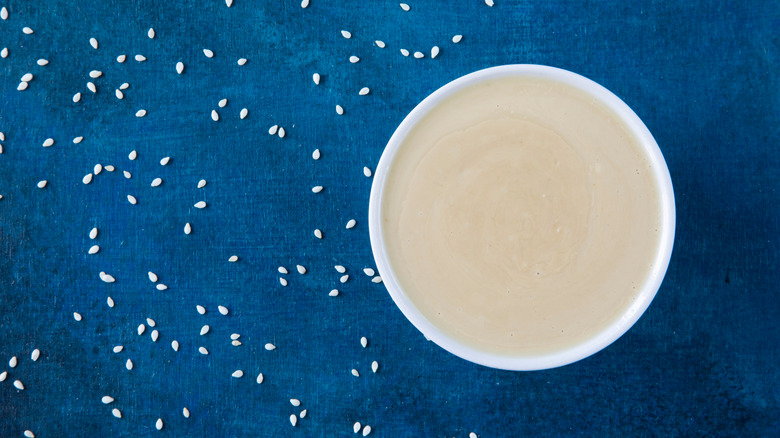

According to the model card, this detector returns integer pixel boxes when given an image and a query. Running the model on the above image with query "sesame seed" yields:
[18,82,29,91]
[228,255,238,262]
[363,268,375,276]
[314,229,323,239]
[21,73,33,82]
[486,0,494,6]
[193,201,207,209]
[156,284,168,291]
[256,373,264,384]
[148,28,155,39]
[82,174,93,184]
[336,105,344,115]
[232,340,242,346]
[300,410,307,418]
[113,345,123,353]
[312,149,321,160]
[470,433,478,438]
[218,306,229,315]
[196,305,206,314]
[452,34,463,43]
[94,164,103,175]
[354,422,361,433]
[123,171,132,179]
[231,333,241,340]
[37,59,49,66]
[115,89,124,99]
[211,110,219,121]
[99,271,115,283]
[329,289,339,296]
[73,312,82,321]
[290,399,301,407]
[31,349,41,361]
[401,48,410,56]
[290,415,297,427]
[136,109,147,118]
[351,369,359,377]
[107,296,114,307]
[148,271,158,282]
[362,425,372,436]
[147,318,156,327]
[88,245,100,254]
[268,125,279,135]
[160,156,170,165]
[414,51,424,59]
[152,331,161,342]
[23,27,34,34]
[400,3,410,11]
[128,150,137,160]
[313,73,321,85]
[219,99,227,107]
[0,371,5,381]
[135,54,146,62]
[182,408,190,418]
[341,30,352,39]
[89,37,98,49]
[120,83,129,90]
[200,325,210,335]
[101,395,114,405]
[340,274,349,283]
[346,219,356,229]
[73,93,82,103]
[240,108,248,119]
[9,356,17,367]
[280,277,288,286]
[312,186,323,193]
[138,324,146,335]
[172,340,180,351]
[361,337,368,348]
[372,361,379,373]
[199,346,209,355]
[363,167,372,177]
[375,40,386,48]
[226,0,233,6]
[151,177,162,187]
[372,276,383,283]
[126,359,133,370]
[301,0,309,8]
[265,343,276,350]
[0,48,6,58]
[13,380,24,390]
[0,7,6,20]
[296,265,307,274]
[24,431,34,438]
[203,49,214,58]
[278,266,288,274]
[117,54,126,62]
[176,62,184,74]
[127,195,137,205]
[198,179,207,188]
[349,55,359,63]
[278,127,286,138]
[359,87,370,96]
[431,46,440,58]
[89,70,102,78]
[237,58,247,65]
[112,408,122,418]
[232,370,243,378]
[335,265,346,273]
[156,418,163,430]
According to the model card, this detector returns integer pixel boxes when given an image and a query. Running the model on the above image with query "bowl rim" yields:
[368,64,676,371]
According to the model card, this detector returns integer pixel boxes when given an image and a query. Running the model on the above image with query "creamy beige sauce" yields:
[382,75,662,356]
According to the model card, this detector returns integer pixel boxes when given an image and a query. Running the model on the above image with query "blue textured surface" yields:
[1,0,778,436]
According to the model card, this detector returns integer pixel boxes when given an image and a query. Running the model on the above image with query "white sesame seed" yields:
[312,73,320,85]
[172,340,180,351]
[117,54,126,62]
[340,274,349,283]
[156,418,163,430]
[113,345,124,353]
[138,324,146,335]
[200,325,209,335]
[486,0,494,6]
[346,219,356,229]
[400,48,410,56]
[99,271,115,283]
[198,179,207,188]
[146,318,156,327]
[232,370,243,378]
[329,289,339,297]
[199,346,209,355]
[312,186,323,193]
[351,369,359,377]
[470,433,478,438]
[371,361,379,373]
[203,49,214,58]
[211,110,219,121]
[112,408,122,418]
[296,265,307,274]
[362,425,372,436]
[13,380,24,390]
[230,333,241,340]
[228,255,238,262]
[88,245,100,254]
[21,73,33,82]
[107,296,114,307]
[341,30,352,39]
[156,284,168,291]
[431,46,440,58]
[218,306,229,315]
[359,87,370,96]
[37,59,49,66]
[73,312,82,321]
[0,47,7,58]
[123,170,131,179]
[226,0,233,6]
[301,0,309,7]
[335,265,346,273]
[237,57,247,65]
[175,62,184,75]
[278,127,286,138]
[314,229,323,239]
[82,173,93,184]
[278,266,288,274]
[290,399,301,407]
[232,340,242,346]
[89,37,98,49]
[375,40,386,48]
[135,54,146,62]
[31,349,40,362]
[349,55,359,63]
[18,82,29,91]
[290,415,297,427]
[9,356,17,368]
[127,150,137,161]
[361,337,368,348]
[127,195,137,205]
[0,371,5,382]
[194,201,207,209]
[160,156,170,165]
[196,305,206,314]
[23,27,33,34]
[0,7,6,20]
[94,164,103,175]
[452,35,463,43]
[89,70,102,79]
[268,125,279,135]
[336,105,344,115]
[136,109,147,118]
[23,430,33,438]
[151,177,162,187]
[151,330,159,342]
[265,343,276,351]
[147,271,158,282]
[240,108,248,119]
[148,28,155,39]
[256,373,264,384]
[280,277,288,286]
[312,149,321,160]
[115,89,124,99]
[414,51,424,59]
[73,92,82,103]
[363,167,372,177]
[363,268,375,276]
[101,395,114,404]
[354,422,361,433]
[126,359,133,370]
[120,83,129,90]
[182,408,190,418]
[300,410,307,418]
[372,276,383,283]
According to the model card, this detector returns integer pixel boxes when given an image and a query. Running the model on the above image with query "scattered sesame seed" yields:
[99,271,115,283]
[226,0,233,7]
[300,410,307,418]
[128,150,137,161]
[101,395,114,404]
[120,83,129,90]
[414,51,424,59]
[126,359,133,370]
[156,418,163,430]
[115,89,123,99]
[312,149,321,160]
[231,333,241,340]
[290,415,298,427]
[313,73,320,85]
[136,109,147,117]
[232,370,243,378]
[89,37,98,49]
[340,274,349,283]
[329,289,339,296]
[341,30,352,39]
[470,433,478,438]
[160,156,170,165]
[182,408,190,418]
[88,245,100,254]
[73,312,82,321]
[199,346,209,355]
[0,7,6,20]
[349,55,359,63]
[23,27,33,34]
[148,28,155,39]
[219,99,227,107]
[280,277,288,286]
[123,170,132,179]
[135,54,146,62]
[89,70,102,79]
[0,48,7,58]
[156,284,168,291]
[486,0,494,6]
[172,340,180,351]
[359,87,370,96]
[278,127,286,138]
[73,92,82,103]
[431,46,440,58]
[237,58,247,65]
[203,49,214,58]
[148,271,158,282]
[151,177,162,187]
[200,325,210,336]
[290,399,301,407]
[9,356,17,368]
[240,108,248,119]
[113,345,123,353]
[82,173,93,184]
[401,48,410,56]
[198,179,207,188]
[176,62,184,74]
[268,125,279,135]
[211,110,219,121]
[363,268,375,276]
[312,186,323,193]
[314,229,323,239]
[371,361,379,373]
[13,380,24,390]
[351,369,359,377]
[194,201,207,209]
[18,82,29,91]
[336,105,344,115]
[31,349,41,361]
[37,59,49,66]
[363,167,372,177]
[296,265,307,274]
[346,219,356,229]
[372,276,383,283]
[196,305,206,314]
[94,164,103,174]
[361,337,368,348]
[264,343,276,351]
[112,408,122,418]
[107,296,114,307]
[117,54,126,63]
[256,373,264,384]
[335,265,346,273]
[218,306,229,315]
[452,34,463,43]
[354,422,361,433]
[146,318,156,327]
[228,255,238,262]
[184,222,192,234]
[375,40,386,48]
[127,195,137,205]
[0,371,5,381]
[73,136,83,144]
[138,324,146,335]
[278,266,288,274]
[301,0,310,8]
[232,340,242,346]
[21,73,33,82]
[24,431,34,438]
[400,3,410,11]
[362,425,372,436]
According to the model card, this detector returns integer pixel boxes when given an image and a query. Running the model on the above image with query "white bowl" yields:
[368,65,675,370]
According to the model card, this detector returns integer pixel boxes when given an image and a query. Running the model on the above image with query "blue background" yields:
[0,0,778,436]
